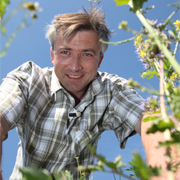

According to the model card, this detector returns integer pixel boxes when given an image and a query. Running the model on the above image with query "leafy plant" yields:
[3,0,180,179]
[0,0,42,57]
[0,0,10,20]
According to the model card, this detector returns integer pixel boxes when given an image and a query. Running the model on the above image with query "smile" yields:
[68,75,82,78]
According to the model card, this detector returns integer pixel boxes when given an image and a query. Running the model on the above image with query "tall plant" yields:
[1,0,180,179]
[0,0,42,57]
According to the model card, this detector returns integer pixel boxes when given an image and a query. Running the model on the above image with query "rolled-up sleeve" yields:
[0,62,32,130]
[103,79,144,149]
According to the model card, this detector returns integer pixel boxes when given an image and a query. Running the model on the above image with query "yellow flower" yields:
[134,34,143,47]
[75,157,79,160]
[144,39,150,48]
[81,173,85,176]
[170,72,178,81]
[173,20,180,31]
[139,50,146,57]
[118,21,128,29]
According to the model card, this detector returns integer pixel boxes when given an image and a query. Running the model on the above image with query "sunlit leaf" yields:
[158,133,180,147]
[126,153,162,179]
[96,154,106,163]
[79,176,85,180]
[142,111,161,115]
[141,70,158,79]
[78,165,104,172]
[115,155,126,168]
[143,116,161,122]
[114,0,130,6]
[147,120,174,134]
[105,162,117,170]
[20,167,52,180]
[131,0,148,13]
[129,153,150,179]
[0,0,10,20]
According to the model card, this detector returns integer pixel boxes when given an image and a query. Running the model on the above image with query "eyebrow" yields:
[56,46,71,52]
[56,46,98,55]
[82,48,97,55]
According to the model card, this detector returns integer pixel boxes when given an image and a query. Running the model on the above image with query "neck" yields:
[68,89,87,106]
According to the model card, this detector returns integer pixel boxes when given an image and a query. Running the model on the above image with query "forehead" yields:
[54,30,100,48]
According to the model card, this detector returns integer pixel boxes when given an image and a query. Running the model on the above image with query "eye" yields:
[83,53,93,57]
[61,51,70,55]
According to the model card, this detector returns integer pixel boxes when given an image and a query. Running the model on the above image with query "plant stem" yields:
[1,0,27,27]
[159,58,167,118]
[173,31,180,58]
[129,1,180,76]
[0,12,29,58]
[164,5,180,25]
[102,169,136,180]
[100,35,136,45]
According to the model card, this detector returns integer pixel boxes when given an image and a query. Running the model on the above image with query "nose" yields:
[68,53,82,72]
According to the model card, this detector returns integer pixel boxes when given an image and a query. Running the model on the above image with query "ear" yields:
[50,49,53,60]
[98,55,104,68]
[50,49,54,64]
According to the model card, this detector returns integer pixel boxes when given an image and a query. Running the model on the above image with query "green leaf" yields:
[55,170,73,180]
[96,154,106,163]
[168,2,179,7]
[142,111,161,115]
[105,162,117,170]
[147,120,174,134]
[143,116,161,122]
[80,164,104,172]
[164,59,170,71]
[115,155,126,168]
[129,153,150,179]
[84,141,96,155]
[20,167,52,180]
[131,0,148,13]
[149,166,162,177]
[158,133,180,147]
[141,70,158,79]
[0,0,10,19]
[79,176,85,180]
[114,0,130,6]
[126,153,162,179]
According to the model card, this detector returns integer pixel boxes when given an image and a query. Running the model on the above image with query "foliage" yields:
[114,0,148,12]
[0,0,42,57]
[0,0,10,20]
[76,144,164,180]
[19,167,52,180]
[126,153,162,179]
[2,0,180,179]
[93,0,180,179]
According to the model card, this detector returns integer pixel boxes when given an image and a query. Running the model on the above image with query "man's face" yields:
[51,30,103,99]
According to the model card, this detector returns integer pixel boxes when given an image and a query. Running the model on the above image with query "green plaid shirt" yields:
[0,61,143,180]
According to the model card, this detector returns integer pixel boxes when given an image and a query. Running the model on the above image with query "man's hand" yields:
[135,113,180,180]
[0,113,10,180]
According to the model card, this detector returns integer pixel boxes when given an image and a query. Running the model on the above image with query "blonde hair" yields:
[45,7,112,56]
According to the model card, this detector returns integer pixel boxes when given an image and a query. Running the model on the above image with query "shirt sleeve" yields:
[0,62,33,131]
[103,78,144,149]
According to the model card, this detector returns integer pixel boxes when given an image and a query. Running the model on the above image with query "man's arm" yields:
[135,114,180,180]
[0,113,9,180]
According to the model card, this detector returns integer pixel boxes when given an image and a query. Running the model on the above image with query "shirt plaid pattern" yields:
[0,61,144,180]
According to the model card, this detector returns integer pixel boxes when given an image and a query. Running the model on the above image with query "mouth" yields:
[67,74,82,79]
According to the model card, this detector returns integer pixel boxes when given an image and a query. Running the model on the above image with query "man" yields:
[0,7,178,180]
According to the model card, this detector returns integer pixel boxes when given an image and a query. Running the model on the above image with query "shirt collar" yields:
[89,72,102,96]
[50,69,63,96]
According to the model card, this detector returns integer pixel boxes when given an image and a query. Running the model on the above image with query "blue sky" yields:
[1,0,179,179]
